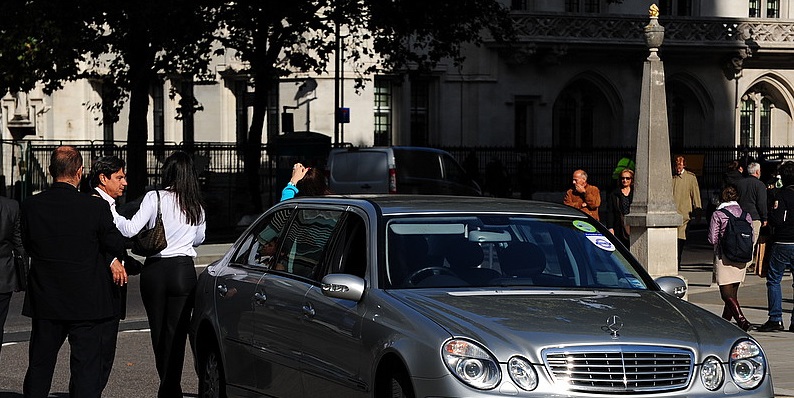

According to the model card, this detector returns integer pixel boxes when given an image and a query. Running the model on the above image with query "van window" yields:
[394,150,442,180]
[441,153,469,184]
[331,151,387,182]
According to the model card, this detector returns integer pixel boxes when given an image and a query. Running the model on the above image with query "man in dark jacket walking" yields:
[758,160,794,332]
[0,195,25,358]
[736,162,768,265]
[21,146,127,397]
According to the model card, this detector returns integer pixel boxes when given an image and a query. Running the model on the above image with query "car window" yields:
[276,209,343,279]
[441,153,469,184]
[231,208,293,268]
[325,213,367,278]
[384,215,651,290]
[394,149,442,180]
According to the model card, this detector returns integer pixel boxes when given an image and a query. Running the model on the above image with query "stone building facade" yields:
[1,1,794,176]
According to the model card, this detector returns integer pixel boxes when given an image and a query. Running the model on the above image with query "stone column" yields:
[625,5,683,278]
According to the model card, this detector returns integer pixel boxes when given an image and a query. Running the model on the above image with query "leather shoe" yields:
[757,320,784,332]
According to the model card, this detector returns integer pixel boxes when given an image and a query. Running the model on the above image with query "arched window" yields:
[553,79,615,149]
[761,97,772,146]
[668,95,685,149]
[740,96,756,146]
[741,91,780,146]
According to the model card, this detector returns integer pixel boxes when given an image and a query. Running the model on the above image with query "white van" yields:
[327,146,482,196]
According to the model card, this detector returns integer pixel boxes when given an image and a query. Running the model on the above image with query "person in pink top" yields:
[707,185,754,331]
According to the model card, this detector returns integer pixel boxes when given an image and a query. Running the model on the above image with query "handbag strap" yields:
[154,190,162,217]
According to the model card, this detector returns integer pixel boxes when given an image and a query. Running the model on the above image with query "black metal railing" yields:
[15,141,794,242]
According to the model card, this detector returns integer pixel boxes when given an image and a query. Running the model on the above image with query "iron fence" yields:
[441,145,785,196]
[13,141,794,242]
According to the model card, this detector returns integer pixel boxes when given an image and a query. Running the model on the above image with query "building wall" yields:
[4,0,794,183]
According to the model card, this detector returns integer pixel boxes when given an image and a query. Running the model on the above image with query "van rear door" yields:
[328,149,390,193]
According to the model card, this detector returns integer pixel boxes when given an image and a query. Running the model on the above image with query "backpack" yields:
[718,208,754,263]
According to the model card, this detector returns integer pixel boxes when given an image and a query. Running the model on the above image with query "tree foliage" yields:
[213,0,513,211]
[1,0,513,209]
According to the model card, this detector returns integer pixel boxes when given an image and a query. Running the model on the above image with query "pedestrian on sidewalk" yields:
[605,168,634,248]
[736,161,768,272]
[758,160,794,332]
[673,155,702,269]
[112,151,206,397]
[708,185,754,331]
[563,169,601,221]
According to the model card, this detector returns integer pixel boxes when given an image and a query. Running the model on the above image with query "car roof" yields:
[330,146,449,154]
[282,195,588,218]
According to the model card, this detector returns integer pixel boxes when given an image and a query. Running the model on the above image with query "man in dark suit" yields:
[21,146,127,398]
[0,195,25,358]
[88,155,143,390]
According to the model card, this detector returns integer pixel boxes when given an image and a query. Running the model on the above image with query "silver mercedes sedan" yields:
[189,195,772,397]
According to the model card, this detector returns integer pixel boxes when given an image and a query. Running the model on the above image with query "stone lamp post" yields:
[625,4,683,278]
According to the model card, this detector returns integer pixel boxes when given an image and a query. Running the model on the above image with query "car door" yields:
[251,207,344,397]
[300,210,370,397]
[213,207,293,393]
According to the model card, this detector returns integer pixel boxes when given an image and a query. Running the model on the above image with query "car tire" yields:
[387,370,415,398]
[198,346,226,398]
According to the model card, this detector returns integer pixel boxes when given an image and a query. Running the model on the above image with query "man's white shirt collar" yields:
[94,187,115,206]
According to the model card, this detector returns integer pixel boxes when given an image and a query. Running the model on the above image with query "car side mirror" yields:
[321,273,366,302]
[655,276,687,299]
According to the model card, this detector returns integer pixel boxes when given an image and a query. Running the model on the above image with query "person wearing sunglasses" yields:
[605,169,635,248]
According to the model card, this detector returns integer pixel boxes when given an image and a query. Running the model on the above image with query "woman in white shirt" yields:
[114,151,206,397]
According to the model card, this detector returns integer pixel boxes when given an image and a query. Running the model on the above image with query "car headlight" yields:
[508,356,538,391]
[442,339,501,389]
[700,356,724,391]
[730,340,766,389]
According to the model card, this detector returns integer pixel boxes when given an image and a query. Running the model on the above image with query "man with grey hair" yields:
[736,161,768,259]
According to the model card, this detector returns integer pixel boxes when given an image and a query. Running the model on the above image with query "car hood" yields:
[387,288,745,362]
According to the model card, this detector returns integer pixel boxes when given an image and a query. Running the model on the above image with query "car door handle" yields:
[216,285,228,297]
[254,291,267,305]
[302,303,316,318]
[360,184,371,189]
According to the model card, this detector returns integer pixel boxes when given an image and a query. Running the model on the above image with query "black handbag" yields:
[132,190,167,257]
[14,253,29,291]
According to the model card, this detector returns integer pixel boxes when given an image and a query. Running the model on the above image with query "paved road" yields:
[3,235,794,396]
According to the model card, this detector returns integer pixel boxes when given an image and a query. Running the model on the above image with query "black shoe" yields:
[757,320,784,332]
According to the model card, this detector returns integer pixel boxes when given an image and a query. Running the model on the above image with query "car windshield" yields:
[385,215,652,290]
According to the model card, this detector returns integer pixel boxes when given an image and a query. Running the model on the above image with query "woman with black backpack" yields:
[707,184,755,331]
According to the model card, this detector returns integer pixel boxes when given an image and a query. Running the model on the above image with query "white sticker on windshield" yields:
[573,220,597,233]
[586,235,615,251]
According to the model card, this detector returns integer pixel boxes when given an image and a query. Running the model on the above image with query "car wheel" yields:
[199,346,226,398]
[387,370,415,398]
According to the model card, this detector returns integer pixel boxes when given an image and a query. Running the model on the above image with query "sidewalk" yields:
[682,228,794,397]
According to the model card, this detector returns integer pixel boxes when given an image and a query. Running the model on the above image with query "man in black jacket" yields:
[21,146,127,397]
[758,160,794,332]
[0,195,25,358]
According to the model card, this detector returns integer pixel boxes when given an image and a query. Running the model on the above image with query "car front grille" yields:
[543,345,693,394]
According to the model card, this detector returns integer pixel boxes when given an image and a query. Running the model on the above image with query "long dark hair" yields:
[296,168,331,197]
[161,151,204,225]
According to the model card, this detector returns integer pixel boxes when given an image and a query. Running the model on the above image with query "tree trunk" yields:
[125,26,155,201]
[244,30,275,213]
[244,83,268,213]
